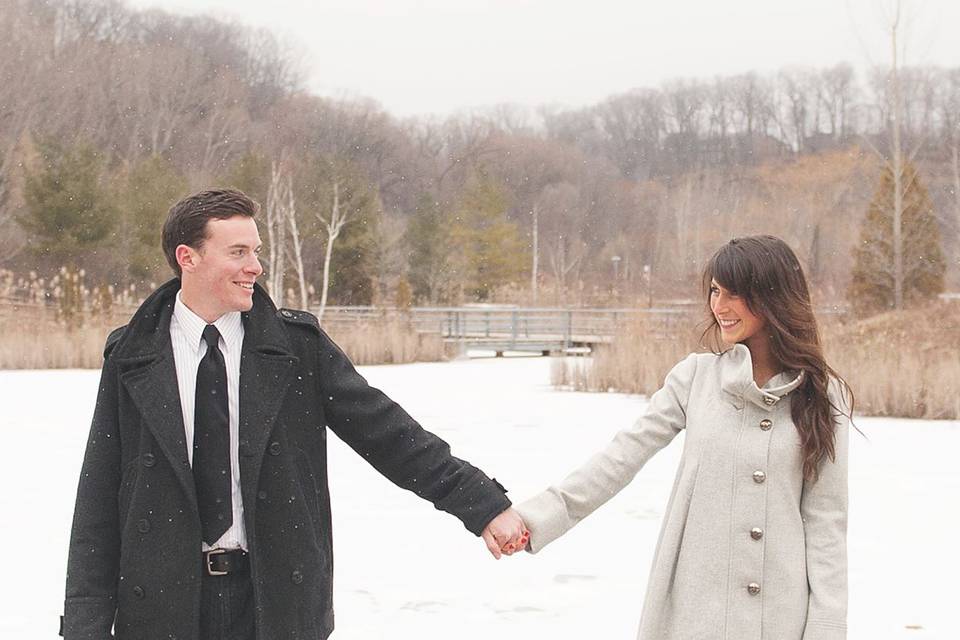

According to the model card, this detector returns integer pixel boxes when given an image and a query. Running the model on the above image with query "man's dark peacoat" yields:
[62,279,511,640]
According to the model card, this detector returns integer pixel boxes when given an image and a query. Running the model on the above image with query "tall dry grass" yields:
[0,268,447,369]
[823,303,960,420]
[0,311,447,370]
[551,314,704,395]
[552,304,960,420]
[324,319,447,366]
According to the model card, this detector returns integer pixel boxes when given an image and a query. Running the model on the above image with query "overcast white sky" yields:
[127,0,960,117]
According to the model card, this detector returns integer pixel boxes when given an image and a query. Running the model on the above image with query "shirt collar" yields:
[173,291,243,354]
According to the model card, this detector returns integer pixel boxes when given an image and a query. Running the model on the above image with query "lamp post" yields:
[611,255,621,303]
[643,263,652,308]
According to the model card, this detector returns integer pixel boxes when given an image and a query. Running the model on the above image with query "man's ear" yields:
[176,244,200,273]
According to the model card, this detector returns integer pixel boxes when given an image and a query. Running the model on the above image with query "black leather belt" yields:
[203,549,248,576]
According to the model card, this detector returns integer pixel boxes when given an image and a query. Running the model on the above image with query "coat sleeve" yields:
[315,328,511,536]
[800,381,850,640]
[63,352,122,639]
[515,353,698,553]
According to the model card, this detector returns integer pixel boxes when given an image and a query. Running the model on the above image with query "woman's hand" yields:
[481,508,529,559]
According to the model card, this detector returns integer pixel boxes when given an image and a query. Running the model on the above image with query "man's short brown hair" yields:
[161,188,260,276]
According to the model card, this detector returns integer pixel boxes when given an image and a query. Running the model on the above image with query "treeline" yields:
[2,0,958,309]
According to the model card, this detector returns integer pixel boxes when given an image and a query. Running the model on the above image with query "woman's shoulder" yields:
[664,350,721,386]
[826,374,854,416]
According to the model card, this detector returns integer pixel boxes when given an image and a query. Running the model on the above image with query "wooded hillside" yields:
[2,0,957,309]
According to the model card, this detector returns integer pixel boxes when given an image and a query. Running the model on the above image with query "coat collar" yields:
[111,279,293,361]
[111,279,298,514]
[719,343,805,412]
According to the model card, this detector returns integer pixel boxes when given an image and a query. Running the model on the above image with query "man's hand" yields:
[481,508,528,559]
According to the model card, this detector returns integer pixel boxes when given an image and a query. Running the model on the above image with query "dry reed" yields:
[0,268,447,369]
[823,303,960,420]
[552,304,960,420]
[324,319,447,366]
[551,315,704,395]
[1,309,446,370]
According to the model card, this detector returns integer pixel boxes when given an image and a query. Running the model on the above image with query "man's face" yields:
[180,216,263,319]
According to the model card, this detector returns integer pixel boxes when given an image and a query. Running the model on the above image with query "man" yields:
[62,189,527,640]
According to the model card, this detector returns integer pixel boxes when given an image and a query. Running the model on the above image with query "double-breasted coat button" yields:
[759,419,772,431]
[258,491,268,500]
[747,582,761,595]
[132,586,145,599]
[268,442,282,456]
[141,452,156,467]
[136,519,150,534]
[753,470,766,484]
[291,570,303,584]
[750,527,764,540]
[281,309,294,318]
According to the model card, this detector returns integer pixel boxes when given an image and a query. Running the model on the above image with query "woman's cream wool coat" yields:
[517,344,848,640]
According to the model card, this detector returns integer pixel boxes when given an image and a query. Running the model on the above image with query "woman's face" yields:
[709,279,767,346]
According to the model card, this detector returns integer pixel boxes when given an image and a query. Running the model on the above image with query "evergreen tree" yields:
[451,175,527,301]
[118,155,188,281]
[20,140,116,268]
[849,160,945,315]
[224,151,271,208]
[405,192,454,303]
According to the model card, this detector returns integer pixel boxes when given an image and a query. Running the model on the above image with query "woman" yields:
[514,236,853,640]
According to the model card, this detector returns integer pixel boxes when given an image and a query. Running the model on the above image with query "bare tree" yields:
[819,64,856,140]
[316,179,348,323]
[285,189,309,310]
[265,161,289,306]
[886,1,908,309]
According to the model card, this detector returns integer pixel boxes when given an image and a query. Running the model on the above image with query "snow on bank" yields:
[1,356,957,639]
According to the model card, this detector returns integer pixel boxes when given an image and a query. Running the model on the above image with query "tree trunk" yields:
[890,6,905,310]
[531,204,539,305]
[317,181,343,325]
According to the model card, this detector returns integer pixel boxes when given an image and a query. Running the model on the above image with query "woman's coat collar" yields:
[719,343,805,412]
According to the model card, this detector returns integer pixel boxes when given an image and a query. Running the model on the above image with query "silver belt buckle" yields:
[205,548,228,576]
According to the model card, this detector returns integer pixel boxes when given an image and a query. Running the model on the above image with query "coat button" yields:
[747,582,761,595]
[291,570,303,584]
[136,519,151,534]
[268,442,282,456]
[281,310,294,318]
[258,491,268,500]
[750,527,764,540]
[133,586,145,599]
[142,453,156,467]
[759,419,772,431]
[752,470,766,484]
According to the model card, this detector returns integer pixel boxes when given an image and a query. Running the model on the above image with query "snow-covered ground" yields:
[2,355,958,639]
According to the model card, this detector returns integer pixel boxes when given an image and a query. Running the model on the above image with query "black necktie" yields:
[193,324,232,545]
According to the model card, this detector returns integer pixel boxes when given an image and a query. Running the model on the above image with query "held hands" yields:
[480,507,529,559]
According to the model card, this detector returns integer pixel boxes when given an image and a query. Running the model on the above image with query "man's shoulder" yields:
[103,325,128,359]
[276,308,322,335]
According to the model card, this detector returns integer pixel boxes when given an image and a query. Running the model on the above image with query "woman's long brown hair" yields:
[701,235,854,481]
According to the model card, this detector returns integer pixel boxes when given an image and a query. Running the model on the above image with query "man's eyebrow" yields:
[227,243,260,249]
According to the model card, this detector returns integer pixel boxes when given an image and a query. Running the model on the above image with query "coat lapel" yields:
[121,352,196,507]
[112,279,197,507]
[238,285,298,507]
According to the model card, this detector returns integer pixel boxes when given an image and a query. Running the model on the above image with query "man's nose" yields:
[246,256,263,276]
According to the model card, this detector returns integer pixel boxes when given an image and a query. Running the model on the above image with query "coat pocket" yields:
[294,448,328,554]
[118,455,140,520]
